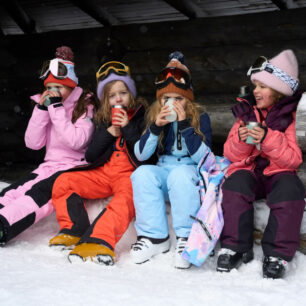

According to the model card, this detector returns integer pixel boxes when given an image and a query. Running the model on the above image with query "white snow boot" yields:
[130,237,170,264]
[174,237,191,269]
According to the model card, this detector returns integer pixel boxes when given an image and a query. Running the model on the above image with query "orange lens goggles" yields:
[155,67,191,90]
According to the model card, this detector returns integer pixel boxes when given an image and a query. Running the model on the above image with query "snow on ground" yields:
[1,181,306,306]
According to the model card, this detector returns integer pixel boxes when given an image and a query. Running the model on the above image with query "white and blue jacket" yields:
[134,112,212,164]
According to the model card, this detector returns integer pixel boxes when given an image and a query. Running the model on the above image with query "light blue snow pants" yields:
[131,156,200,239]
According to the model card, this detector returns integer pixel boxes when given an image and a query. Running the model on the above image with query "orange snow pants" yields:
[52,151,135,251]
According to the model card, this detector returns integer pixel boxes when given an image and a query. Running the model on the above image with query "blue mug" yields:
[245,121,260,145]
[44,87,60,107]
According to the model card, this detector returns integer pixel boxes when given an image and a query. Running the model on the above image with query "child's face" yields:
[253,80,278,109]
[161,93,187,109]
[108,81,130,108]
[45,83,72,102]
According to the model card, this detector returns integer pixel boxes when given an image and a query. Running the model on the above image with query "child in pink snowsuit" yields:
[0,46,96,245]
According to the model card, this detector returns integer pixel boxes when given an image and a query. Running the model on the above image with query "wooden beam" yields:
[271,0,299,10]
[2,0,36,34]
[164,0,208,19]
[72,0,120,26]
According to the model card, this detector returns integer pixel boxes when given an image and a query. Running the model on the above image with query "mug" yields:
[44,87,60,107]
[164,98,177,122]
[245,121,260,144]
[112,105,125,126]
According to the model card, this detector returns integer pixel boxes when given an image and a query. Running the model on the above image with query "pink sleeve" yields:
[224,120,255,162]
[24,105,51,150]
[48,104,94,150]
[261,117,302,170]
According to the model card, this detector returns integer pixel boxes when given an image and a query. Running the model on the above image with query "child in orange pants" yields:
[49,61,153,265]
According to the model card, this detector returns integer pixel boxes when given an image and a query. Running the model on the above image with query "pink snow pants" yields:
[0,162,77,243]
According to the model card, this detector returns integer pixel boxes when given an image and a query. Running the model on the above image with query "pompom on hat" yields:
[250,49,299,96]
[156,51,194,101]
[43,46,78,88]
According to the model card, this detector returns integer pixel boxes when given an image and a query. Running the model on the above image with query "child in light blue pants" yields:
[130,51,212,268]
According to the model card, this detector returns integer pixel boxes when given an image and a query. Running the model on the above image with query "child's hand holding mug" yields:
[40,87,61,107]
[111,105,129,127]
[164,98,177,122]
[246,121,266,144]
[238,120,249,142]
[156,104,173,127]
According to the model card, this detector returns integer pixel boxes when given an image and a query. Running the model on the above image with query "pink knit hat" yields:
[250,49,299,96]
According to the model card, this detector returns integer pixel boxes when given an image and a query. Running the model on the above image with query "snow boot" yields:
[216,248,254,272]
[174,237,191,269]
[49,234,80,250]
[68,243,115,265]
[262,256,288,279]
[130,237,170,264]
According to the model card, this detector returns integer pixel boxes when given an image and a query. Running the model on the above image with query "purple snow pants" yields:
[220,170,305,261]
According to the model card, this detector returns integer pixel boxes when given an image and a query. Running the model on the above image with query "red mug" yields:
[111,105,125,126]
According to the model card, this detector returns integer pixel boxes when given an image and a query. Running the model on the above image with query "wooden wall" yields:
[1,7,306,181]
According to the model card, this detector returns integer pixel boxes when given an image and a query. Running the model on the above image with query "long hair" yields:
[71,89,99,123]
[94,80,147,125]
[145,97,206,147]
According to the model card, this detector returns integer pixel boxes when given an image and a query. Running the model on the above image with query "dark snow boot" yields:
[216,248,254,272]
[263,256,288,279]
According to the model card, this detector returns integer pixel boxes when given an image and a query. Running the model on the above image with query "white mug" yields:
[164,98,177,122]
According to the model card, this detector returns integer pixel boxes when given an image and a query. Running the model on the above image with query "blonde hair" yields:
[94,80,140,125]
[145,96,206,147]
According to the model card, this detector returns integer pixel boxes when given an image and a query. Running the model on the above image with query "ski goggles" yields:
[96,61,130,82]
[155,67,191,90]
[40,58,69,80]
[247,56,299,92]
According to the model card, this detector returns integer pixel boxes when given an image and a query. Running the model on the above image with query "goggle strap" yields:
[265,62,299,91]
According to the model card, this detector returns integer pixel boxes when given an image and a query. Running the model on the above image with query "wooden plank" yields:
[2,0,36,34]
[107,8,306,50]
[4,7,306,52]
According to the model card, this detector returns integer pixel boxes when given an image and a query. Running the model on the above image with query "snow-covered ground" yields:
[1,181,306,306]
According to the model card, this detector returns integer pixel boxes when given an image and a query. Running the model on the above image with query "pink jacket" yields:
[224,109,302,177]
[25,87,94,167]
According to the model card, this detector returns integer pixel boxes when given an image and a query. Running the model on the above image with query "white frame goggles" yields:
[40,58,69,80]
[247,56,299,92]
[39,58,78,85]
